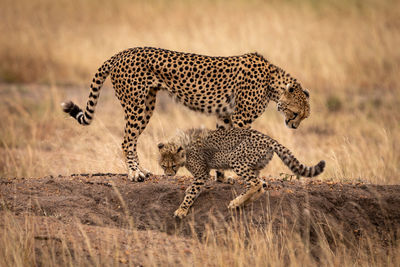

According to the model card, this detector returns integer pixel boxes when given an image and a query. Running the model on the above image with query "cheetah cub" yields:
[158,127,325,219]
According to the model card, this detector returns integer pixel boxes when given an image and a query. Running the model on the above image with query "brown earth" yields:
[1,174,400,264]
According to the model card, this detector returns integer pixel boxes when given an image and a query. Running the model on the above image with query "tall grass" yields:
[1,207,399,266]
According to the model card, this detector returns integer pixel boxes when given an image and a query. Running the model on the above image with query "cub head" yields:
[277,83,310,129]
[157,142,186,176]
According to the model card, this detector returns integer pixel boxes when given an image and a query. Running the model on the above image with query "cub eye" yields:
[293,112,298,118]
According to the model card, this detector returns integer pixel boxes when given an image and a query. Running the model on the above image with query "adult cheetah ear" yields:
[286,83,294,93]
[303,90,310,98]
[158,143,165,150]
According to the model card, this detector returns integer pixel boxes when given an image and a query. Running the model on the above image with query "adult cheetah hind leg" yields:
[121,114,148,182]
[121,88,158,182]
[134,86,158,179]
[122,141,150,182]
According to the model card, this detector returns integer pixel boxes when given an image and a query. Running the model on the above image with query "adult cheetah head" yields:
[157,142,186,176]
[277,83,310,129]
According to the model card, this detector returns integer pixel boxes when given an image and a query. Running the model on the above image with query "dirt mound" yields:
[1,174,400,249]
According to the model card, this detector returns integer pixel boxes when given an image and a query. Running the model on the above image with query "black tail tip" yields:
[318,160,326,170]
[61,101,75,113]
[61,101,82,118]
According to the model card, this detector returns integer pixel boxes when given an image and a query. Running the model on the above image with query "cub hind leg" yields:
[228,167,265,209]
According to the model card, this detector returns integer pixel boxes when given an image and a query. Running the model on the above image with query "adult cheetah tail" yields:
[61,56,117,125]
[273,141,325,178]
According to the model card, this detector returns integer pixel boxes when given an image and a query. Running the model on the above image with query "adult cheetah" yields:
[62,47,311,181]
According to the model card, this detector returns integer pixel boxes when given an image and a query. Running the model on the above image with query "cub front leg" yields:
[174,177,207,219]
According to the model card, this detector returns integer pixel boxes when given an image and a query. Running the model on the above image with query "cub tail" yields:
[273,141,325,178]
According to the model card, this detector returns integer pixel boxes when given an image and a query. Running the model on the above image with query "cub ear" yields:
[177,146,183,153]
[158,143,165,150]
[303,90,310,98]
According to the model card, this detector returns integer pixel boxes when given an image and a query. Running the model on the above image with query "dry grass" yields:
[1,0,400,265]
[1,206,400,267]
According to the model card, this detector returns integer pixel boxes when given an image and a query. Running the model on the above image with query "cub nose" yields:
[165,170,176,176]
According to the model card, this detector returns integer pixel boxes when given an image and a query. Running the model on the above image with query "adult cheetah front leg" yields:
[214,109,260,185]
[230,90,268,129]
[215,115,235,184]
[231,111,256,129]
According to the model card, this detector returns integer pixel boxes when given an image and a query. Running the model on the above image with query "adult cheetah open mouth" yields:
[285,112,299,129]
[285,112,298,123]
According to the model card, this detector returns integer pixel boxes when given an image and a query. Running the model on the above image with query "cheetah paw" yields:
[174,208,189,219]
[216,174,235,184]
[128,169,147,182]
[139,167,152,178]
[128,166,153,182]
[228,197,243,209]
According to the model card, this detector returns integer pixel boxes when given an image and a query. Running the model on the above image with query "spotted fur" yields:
[62,47,311,181]
[158,127,325,219]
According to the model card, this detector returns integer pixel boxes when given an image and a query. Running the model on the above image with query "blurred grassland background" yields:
[0,0,399,183]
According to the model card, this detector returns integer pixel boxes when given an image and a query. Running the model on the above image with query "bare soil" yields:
[1,174,400,263]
